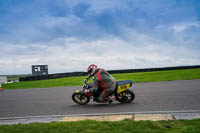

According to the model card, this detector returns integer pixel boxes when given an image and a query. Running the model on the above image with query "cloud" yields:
[0,0,200,74]
[169,21,200,32]
[0,34,199,75]
[1,0,199,43]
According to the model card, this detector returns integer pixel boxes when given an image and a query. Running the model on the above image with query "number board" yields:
[75,90,80,93]
[117,84,130,93]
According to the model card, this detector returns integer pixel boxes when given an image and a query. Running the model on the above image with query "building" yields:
[32,65,48,76]
[0,76,7,84]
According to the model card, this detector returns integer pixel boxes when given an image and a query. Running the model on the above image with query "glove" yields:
[83,84,88,89]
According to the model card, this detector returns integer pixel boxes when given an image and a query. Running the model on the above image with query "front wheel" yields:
[72,92,90,105]
[116,89,135,103]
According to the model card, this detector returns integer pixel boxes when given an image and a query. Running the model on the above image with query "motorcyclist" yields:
[85,64,116,103]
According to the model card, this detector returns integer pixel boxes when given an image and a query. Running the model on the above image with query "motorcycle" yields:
[72,79,135,105]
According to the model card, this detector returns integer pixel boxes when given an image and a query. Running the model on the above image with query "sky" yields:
[0,0,200,75]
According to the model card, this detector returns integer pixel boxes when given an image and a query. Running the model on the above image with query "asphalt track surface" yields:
[0,80,200,118]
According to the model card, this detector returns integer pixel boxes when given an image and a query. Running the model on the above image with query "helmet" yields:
[87,64,97,77]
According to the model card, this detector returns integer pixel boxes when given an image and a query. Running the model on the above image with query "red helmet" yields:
[87,64,97,77]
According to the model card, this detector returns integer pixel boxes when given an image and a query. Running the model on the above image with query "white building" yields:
[0,76,7,84]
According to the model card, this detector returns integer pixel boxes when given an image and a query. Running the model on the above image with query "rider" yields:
[85,64,116,103]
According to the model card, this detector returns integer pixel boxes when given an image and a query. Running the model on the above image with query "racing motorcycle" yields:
[72,79,135,105]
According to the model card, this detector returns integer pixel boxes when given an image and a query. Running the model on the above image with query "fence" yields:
[19,65,200,81]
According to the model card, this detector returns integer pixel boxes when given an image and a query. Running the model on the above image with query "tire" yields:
[116,89,135,103]
[72,92,90,105]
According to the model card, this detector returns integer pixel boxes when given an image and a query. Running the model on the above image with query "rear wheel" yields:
[116,89,135,103]
[72,92,90,105]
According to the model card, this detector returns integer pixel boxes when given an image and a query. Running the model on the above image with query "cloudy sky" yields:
[0,0,200,75]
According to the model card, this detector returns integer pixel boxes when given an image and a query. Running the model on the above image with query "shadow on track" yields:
[68,102,136,109]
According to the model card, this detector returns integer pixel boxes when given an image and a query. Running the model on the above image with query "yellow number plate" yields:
[117,84,130,93]
[75,90,80,93]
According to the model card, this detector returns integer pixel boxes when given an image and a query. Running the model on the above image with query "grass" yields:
[112,68,200,82]
[0,119,200,133]
[2,76,85,90]
[2,68,200,90]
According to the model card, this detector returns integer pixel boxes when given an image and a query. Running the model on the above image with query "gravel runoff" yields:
[0,110,200,125]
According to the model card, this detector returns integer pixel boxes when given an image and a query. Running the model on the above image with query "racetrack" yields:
[0,80,200,118]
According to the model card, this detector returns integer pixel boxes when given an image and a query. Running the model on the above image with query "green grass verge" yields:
[0,119,200,133]
[2,68,200,90]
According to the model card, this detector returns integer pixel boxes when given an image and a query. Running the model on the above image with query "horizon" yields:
[1,64,200,76]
